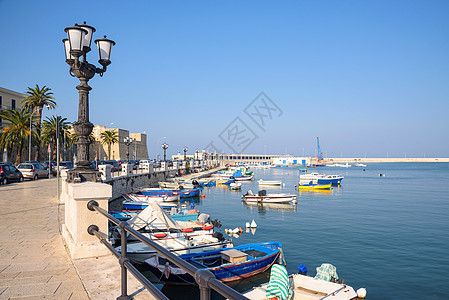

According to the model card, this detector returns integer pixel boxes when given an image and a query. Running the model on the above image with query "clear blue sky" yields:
[1,0,448,158]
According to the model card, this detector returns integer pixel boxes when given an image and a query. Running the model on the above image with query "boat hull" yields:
[297,183,332,190]
[145,242,281,284]
[242,195,296,204]
[141,188,201,198]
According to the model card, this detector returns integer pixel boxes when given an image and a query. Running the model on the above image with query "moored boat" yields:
[141,187,202,198]
[144,241,282,284]
[242,190,297,204]
[297,183,332,191]
[258,179,283,186]
[243,263,360,300]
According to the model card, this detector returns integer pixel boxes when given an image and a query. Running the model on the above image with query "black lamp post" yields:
[63,22,115,183]
[124,136,132,163]
[162,143,169,162]
[183,146,188,161]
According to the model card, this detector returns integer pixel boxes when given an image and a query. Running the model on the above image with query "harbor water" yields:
[145,163,449,299]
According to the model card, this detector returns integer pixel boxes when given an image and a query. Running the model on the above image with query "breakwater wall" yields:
[324,157,449,163]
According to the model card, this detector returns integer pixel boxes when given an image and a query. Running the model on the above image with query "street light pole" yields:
[124,136,132,163]
[28,108,35,161]
[63,22,115,183]
[162,143,168,162]
[183,146,188,161]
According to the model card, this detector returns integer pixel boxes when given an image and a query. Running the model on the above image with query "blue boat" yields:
[141,187,202,198]
[317,175,344,185]
[110,209,199,222]
[144,241,282,284]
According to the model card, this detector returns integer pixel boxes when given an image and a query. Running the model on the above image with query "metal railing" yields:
[87,200,249,300]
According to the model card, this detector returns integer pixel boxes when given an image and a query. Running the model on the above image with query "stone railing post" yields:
[62,181,112,259]
[99,164,111,181]
[121,163,133,176]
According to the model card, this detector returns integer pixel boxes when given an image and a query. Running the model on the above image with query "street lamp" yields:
[124,136,132,163]
[162,143,168,162]
[183,146,188,161]
[63,22,115,183]
[28,108,36,161]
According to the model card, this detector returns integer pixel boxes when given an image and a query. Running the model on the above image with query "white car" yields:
[17,163,49,180]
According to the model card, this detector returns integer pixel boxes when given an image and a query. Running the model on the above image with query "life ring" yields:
[154,233,167,238]
[182,228,194,233]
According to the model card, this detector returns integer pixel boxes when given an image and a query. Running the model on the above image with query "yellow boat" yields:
[297,183,332,191]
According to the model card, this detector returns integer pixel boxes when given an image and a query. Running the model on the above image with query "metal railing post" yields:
[118,221,131,300]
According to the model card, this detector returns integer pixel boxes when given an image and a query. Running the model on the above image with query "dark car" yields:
[0,163,24,185]
[50,161,74,176]
[99,160,120,172]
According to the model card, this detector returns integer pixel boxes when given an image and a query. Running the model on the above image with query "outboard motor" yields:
[211,219,222,228]
[212,231,225,242]
[258,190,267,196]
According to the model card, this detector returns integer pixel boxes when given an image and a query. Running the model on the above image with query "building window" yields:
[11,99,16,110]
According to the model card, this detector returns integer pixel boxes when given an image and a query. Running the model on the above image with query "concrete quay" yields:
[324,157,449,163]
[0,179,155,300]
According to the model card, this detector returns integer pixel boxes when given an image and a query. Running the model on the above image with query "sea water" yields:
[149,163,449,299]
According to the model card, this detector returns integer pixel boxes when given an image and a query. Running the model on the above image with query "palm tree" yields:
[41,116,71,161]
[0,109,37,165]
[100,130,119,160]
[21,84,57,161]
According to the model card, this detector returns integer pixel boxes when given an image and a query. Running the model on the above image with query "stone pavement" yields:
[0,178,155,300]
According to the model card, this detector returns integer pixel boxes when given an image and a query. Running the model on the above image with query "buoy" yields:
[250,220,257,228]
[245,222,250,228]
[357,288,367,298]
[298,264,307,274]
[201,194,206,199]
[232,227,240,234]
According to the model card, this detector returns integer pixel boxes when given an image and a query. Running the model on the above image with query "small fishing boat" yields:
[144,241,282,284]
[234,174,254,181]
[297,183,332,190]
[243,263,360,300]
[317,174,344,185]
[258,179,283,186]
[242,190,297,204]
[141,187,202,198]
[229,182,242,190]
[355,163,367,167]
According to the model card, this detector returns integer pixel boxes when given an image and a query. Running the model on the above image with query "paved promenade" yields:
[0,179,155,300]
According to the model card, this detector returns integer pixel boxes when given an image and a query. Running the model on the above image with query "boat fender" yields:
[154,233,167,238]
[182,228,194,233]
[357,288,367,298]
[187,209,198,214]
[298,264,307,274]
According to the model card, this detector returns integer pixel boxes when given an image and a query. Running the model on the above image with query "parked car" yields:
[43,161,56,170]
[51,161,74,176]
[0,163,24,185]
[98,160,120,172]
[17,163,49,180]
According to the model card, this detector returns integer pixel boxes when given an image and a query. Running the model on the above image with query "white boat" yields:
[243,263,360,300]
[355,163,367,167]
[229,182,242,190]
[258,179,283,186]
[234,174,254,181]
[114,202,232,263]
[123,193,180,203]
[242,190,297,204]
[334,163,351,168]
[244,272,358,300]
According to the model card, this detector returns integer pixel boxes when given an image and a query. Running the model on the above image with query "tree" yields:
[41,116,71,161]
[0,109,36,165]
[21,84,57,161]
[100,130,119,160]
